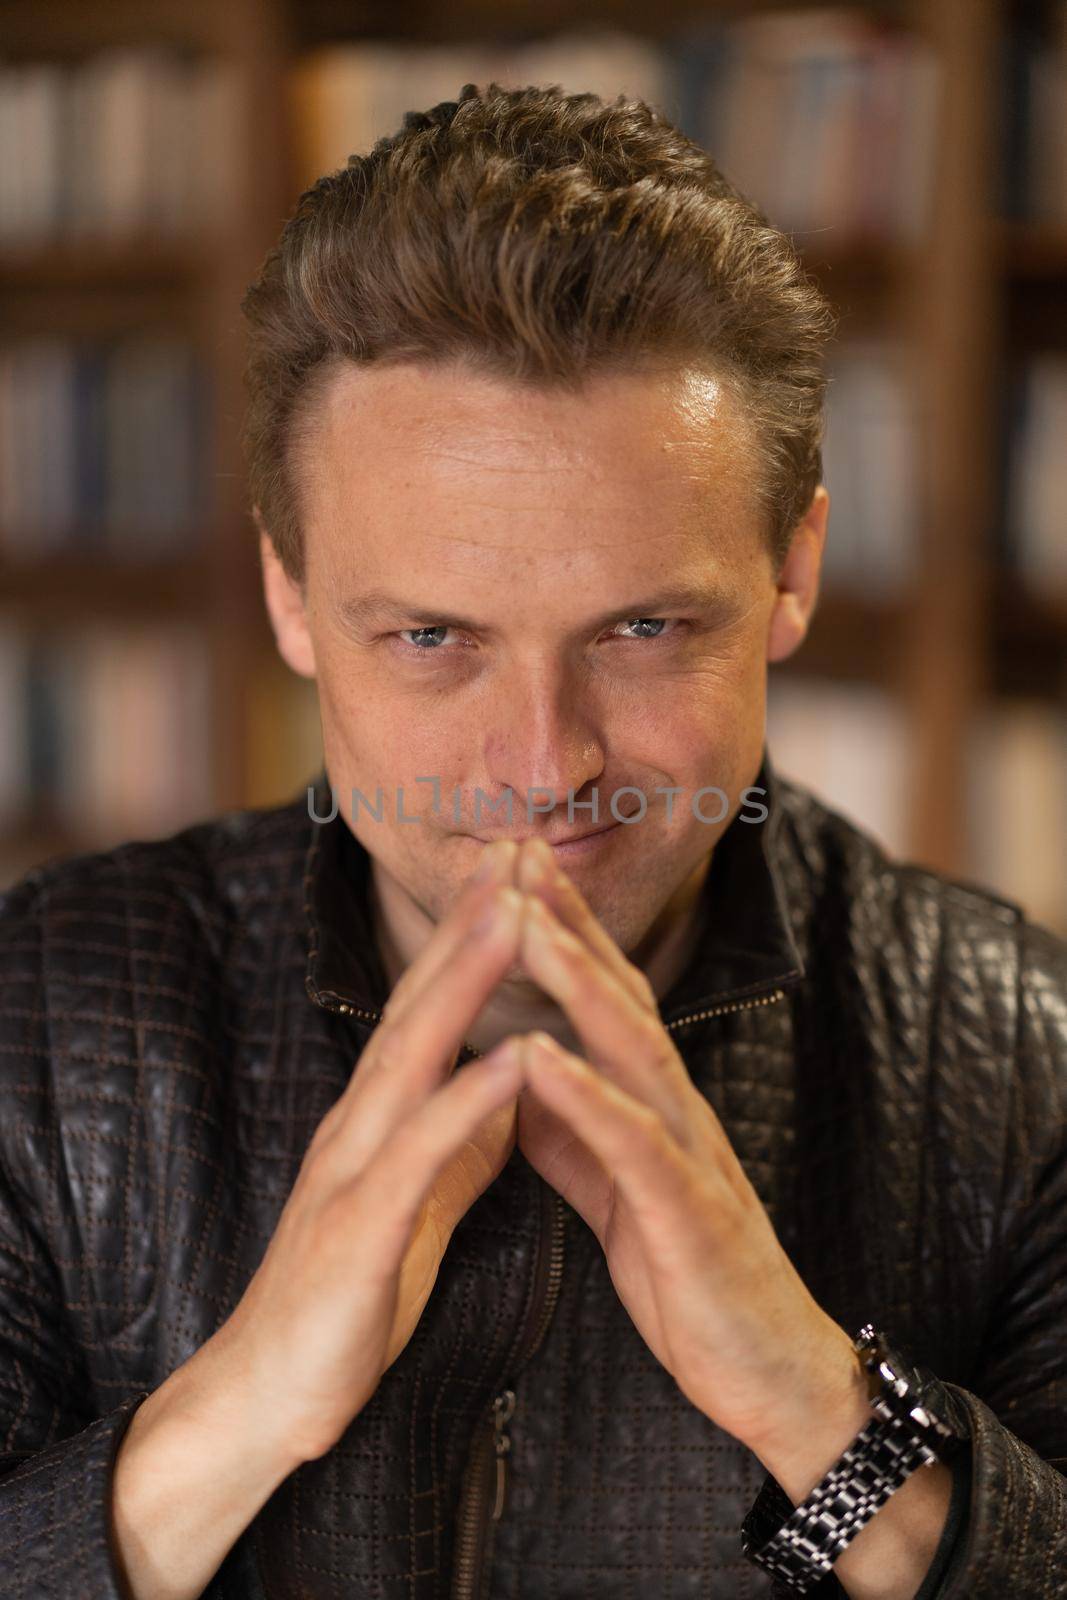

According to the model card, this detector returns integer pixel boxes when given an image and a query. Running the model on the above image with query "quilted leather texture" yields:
[0,746,1064,1599]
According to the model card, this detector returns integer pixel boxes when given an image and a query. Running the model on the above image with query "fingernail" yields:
[527,838,555,875]
[528,1030,565,1064]
[472,851,498,883]
[473,840,515,884]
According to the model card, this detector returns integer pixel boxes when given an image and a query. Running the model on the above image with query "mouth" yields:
[546,821,621,854]
[471,820,623,856]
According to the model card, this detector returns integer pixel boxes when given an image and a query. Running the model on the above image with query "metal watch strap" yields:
[739,1406,937,1592]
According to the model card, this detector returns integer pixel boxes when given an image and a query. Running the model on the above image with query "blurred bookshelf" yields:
[1,0,1065,937]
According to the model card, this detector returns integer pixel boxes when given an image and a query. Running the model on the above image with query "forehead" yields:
[294,359,766,586]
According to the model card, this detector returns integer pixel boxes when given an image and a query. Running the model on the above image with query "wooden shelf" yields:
[998,220,1067,281]
[991,575,1067,698]
[0,554,209,619]
[780,591,905,686]
[0,812,90,884]
[0,240,211,293]
[292,0,912,49]
[1,0,245,55]
[796,234,913,281]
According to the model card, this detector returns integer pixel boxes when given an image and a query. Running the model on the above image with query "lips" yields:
[473,820,619,846]
[544,822,618,845]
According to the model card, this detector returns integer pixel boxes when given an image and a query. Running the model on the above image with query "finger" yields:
[520,893,693,1138]
[381,838,519,1023]
[351,1038,526,1274]
[333,836,514,1107]
[515,839,658,1014]
[518,1033,699,1257]
[325,886,526,1166]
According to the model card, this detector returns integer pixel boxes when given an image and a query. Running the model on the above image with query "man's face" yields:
[274,358,795,961]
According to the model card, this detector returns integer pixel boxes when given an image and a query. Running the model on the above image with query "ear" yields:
[256,509,317,679]
[765,485,829,665]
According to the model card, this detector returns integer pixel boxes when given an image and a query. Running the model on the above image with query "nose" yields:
[475,658,606,834]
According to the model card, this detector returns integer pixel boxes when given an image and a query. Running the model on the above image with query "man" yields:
[0,82,1064,1600]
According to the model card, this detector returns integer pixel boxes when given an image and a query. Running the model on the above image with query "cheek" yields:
[317,668,471,821]
[631,672,752,757]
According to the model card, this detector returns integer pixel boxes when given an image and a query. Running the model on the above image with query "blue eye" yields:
[613,618,677,641]
[392,617,681,660]
[397,626,456,651]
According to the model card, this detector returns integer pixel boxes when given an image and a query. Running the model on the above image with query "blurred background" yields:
[0,0,1064,934]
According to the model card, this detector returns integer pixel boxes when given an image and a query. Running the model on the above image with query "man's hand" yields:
[201,837,532,1467]
[507,836,861,1470]
[504,836,958,1600]
[111,838,539,1600]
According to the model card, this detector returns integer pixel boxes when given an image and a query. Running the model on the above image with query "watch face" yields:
[852,1325,969,1450]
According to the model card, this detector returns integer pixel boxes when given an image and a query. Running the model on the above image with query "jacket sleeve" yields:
[755,913,1067,1600]
[0,1139,153,1596]
[0,872,152,1597]
[930,915,1067,1598]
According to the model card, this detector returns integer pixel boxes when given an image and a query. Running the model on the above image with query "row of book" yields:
[0,620,213,855]
[1003,0,1067,224]
[0,326,1061,591]
[819,339,918,597]
[0,337,205,553]
[4,14,1066,252]
[0,50,239,244]
[291,18,940,242]
[1001,355,1067,586]
[766,676,1067,938]
[290,30,672,190]
[822,341,1067,595]
[671,11,939,244]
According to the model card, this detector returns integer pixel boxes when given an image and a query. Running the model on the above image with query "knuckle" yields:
[368,1028,408,1080]
[629,1098,666,1144]
[633,968,658,1010]
[634,1012,668,1056]
[299,1114,368,1194]
[557,939,589,988]
[379,985,407,1022]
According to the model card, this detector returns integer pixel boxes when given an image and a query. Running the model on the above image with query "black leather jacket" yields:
[1,749,1065,1599]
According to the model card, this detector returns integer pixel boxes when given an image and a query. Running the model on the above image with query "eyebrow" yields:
[336,580,737,636]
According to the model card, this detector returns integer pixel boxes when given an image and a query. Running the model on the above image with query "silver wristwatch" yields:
[739,1323,968,1593]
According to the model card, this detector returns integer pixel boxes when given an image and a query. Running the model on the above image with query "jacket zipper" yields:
[449,1166,567,1600]
[445,984,792,1600]
[313,981,792,1037]
[661,985,792,1030]
[309,981,790,1600]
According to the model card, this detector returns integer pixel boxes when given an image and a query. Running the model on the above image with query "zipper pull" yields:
[490,1389,516,1521]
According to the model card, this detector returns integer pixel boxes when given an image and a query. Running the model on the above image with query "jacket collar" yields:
[303,745,805,1023]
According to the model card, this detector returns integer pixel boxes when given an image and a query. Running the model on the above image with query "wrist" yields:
[747,1321,873,1504]
[110,1344,305,1600]
[739,1323,969,1596]
[127,1333,308,1485]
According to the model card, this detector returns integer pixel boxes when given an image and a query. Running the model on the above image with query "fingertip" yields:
[516,838,551,888]
[482,1034,522,1069]
[470,838,519,886]
[527,1030,564,1063]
